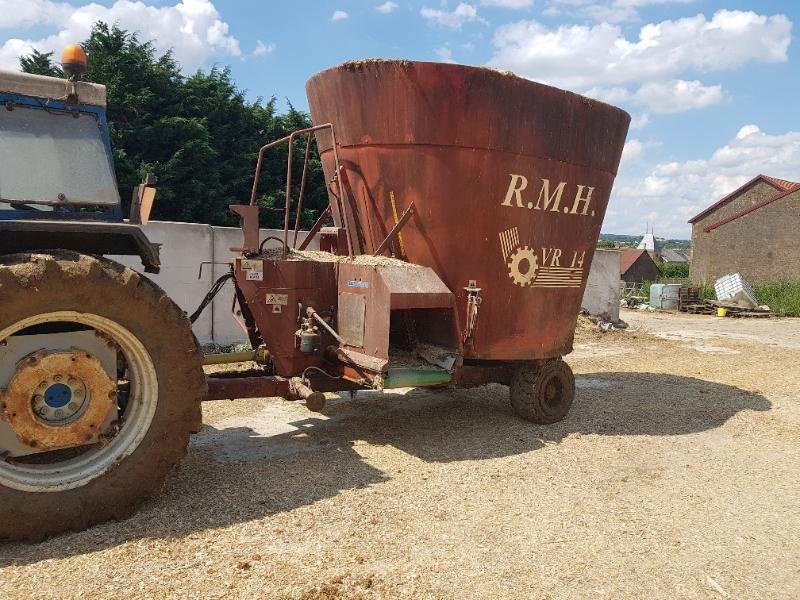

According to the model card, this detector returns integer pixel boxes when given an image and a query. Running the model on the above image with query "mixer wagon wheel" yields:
[510,359,575,424]
[0,252,205,541]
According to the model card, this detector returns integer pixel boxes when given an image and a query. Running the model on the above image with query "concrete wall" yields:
[112,221,318,346]
[581,249,621,321]
[691,186,800,283]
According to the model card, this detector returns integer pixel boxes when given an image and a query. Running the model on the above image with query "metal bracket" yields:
[373,201,415,257]
[463,280,482,347]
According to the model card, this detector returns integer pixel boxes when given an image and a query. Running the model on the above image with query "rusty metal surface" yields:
[335,263,457,364]
[0,350,116,450]
[307,60,629,361]
[233,257,339,376]
[338,292,367,347]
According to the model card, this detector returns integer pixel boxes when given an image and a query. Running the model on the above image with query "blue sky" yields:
[1,0,797,238]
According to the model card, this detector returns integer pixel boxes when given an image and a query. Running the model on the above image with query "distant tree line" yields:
[21,23,327,228]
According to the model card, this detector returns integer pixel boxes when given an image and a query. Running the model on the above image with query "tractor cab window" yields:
[0,104,119,210]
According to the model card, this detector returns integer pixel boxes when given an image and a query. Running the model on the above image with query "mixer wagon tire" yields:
[0,252,205,541]
[510,359,575,424]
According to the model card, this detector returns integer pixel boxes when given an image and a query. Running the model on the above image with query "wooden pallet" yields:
[680,301,715,315]
[678,286,702,312]
[679,298,774,318]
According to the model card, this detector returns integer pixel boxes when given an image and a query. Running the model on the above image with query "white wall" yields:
[112,221,318,346]
[581,249,621,321]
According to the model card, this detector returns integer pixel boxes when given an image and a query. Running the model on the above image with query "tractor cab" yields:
[0,46,160,272]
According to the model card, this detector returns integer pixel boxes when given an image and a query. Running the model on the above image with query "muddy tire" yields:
[510,359,575,424]
[0,252,205,541]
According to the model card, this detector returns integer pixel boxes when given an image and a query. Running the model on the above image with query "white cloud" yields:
[435,46,456,63]
[585,79,725,113]
[548,0,696,23]
[480,0,534,8]
[632,79,724,114]
[376,1,399,13]
[629,113,650,129]
[609,125,800,237]
[252,40,275,57]
[331,10,349,21]
[621,138,645,162]
[0,0,242,72]
[620,137,660,166]
[0,0,74,29]
[489,10,791,90]
[421,3,485,29]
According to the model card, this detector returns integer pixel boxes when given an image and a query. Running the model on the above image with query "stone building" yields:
[689,175,800,283]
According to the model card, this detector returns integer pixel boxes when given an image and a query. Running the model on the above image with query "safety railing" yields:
[248,123,353,258]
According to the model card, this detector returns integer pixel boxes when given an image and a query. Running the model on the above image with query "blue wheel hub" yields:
[43,383,72,409]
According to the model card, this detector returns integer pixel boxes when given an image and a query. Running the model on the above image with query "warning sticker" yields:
[241,259,263,272]
[265,293,288,305]
[246,270,263,281]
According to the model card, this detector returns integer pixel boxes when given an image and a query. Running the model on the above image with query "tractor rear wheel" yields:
[0,252,205,541]
[510,359,575,424]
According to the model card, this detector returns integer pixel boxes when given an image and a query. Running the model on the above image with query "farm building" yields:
[660,249,689,264]
[620,249,660,284]
[689,175,800,282]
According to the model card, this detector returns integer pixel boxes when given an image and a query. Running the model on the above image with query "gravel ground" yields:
[1,311,798,599]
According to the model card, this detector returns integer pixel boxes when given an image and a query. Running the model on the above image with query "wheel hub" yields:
[33,377,89,425]
[0,350,116,450]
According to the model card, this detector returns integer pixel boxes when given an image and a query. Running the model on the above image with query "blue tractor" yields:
[0,46,205,541]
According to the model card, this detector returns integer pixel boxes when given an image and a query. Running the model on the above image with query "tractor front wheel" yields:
[0,252,205,541]
[510,359,575,424]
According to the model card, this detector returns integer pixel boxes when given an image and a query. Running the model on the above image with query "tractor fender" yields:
[0,220,161,273]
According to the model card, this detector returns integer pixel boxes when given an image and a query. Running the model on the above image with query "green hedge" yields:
[755,281,800,316]
[657,262,690,278]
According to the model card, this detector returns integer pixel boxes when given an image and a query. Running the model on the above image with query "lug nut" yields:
[53,375,63,382]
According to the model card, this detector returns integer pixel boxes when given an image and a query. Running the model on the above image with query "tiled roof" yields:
[620,249,646,274]
[660,249,688,263]
[762,175,800,191]
[688,174,800,224]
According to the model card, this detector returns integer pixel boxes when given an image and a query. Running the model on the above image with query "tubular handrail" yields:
[248,123,353,258]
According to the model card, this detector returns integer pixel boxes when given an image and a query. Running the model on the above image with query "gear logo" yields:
[499,226,585,289]
[507,246,539,287]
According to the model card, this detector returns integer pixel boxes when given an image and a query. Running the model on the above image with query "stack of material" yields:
[678,286,702,312]
[710,301,773,318]
[714,273,758,308]
[678,276,774,318]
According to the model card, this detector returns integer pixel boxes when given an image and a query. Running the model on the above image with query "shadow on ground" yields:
[0,372,769,565]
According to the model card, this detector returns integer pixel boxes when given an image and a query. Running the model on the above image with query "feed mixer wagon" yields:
[215,60,630,423]
[0,58,628,541]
